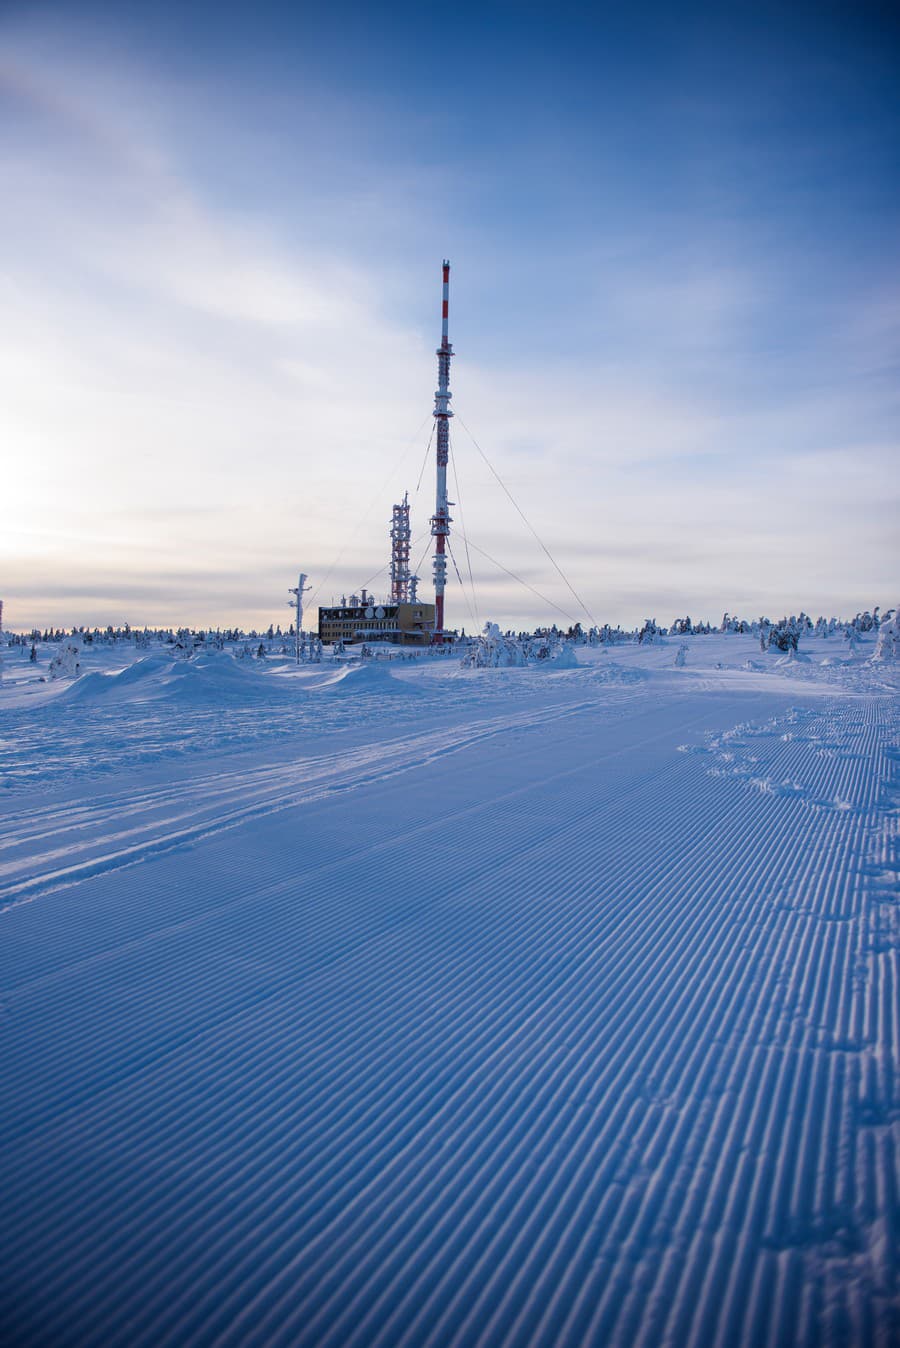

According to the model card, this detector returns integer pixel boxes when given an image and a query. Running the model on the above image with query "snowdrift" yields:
[591,661,649,685]
[302,661,417,697]
[62,651,279,704]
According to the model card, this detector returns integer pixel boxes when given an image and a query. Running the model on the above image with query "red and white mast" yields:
[431,259,453,640]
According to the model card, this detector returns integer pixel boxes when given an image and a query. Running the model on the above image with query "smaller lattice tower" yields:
[390,493,412,602]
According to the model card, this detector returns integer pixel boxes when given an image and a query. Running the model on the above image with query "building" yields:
[318,590,434,646]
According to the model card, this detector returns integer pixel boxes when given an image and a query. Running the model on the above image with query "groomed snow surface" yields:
[1,634,898,1346]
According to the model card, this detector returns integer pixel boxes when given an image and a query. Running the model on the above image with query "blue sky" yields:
[2,0,898,630]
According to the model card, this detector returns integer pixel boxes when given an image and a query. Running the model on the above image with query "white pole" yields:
[288,573,310,665]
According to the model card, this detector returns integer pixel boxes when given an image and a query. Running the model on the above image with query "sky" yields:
[1,0,898,632]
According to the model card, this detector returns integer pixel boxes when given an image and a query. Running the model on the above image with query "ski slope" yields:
[1,635,898,1345]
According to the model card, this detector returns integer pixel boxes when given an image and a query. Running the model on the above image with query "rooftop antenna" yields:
[431,260,453,640]
[288,573,310,664]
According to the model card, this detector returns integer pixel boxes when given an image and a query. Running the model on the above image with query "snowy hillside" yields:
[1,633,898,1346]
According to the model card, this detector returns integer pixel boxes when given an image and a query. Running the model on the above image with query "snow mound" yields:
[61,654,177,702]
[304,661,415,696]
[62,651,275,704]
[591,662,649,685]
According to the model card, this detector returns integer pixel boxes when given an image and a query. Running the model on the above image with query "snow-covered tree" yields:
[592,624,626,646]
[48,640,81,680]
[767,618,800,653]
[871,606,899,662]
[463,622,527,668]
[638,619,662,645]
[173,628,193,659]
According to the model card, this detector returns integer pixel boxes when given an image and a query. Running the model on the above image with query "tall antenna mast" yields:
[431,259,453,640]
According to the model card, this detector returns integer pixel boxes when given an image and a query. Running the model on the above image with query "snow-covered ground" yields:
[1,634,898,1345]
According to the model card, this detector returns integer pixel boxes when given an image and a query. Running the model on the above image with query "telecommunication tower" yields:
[390,493,412,602]
[431,259,453,640]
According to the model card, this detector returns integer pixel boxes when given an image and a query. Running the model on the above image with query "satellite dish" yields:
[375,606,385,619]
[365,606,374,619]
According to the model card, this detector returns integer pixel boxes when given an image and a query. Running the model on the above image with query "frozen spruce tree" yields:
[48,639,82,680]
[551,640,578,668]
[871,606,899,661]
[173,628,193,660]
[767,618,800,653]
[463,622,526,668]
